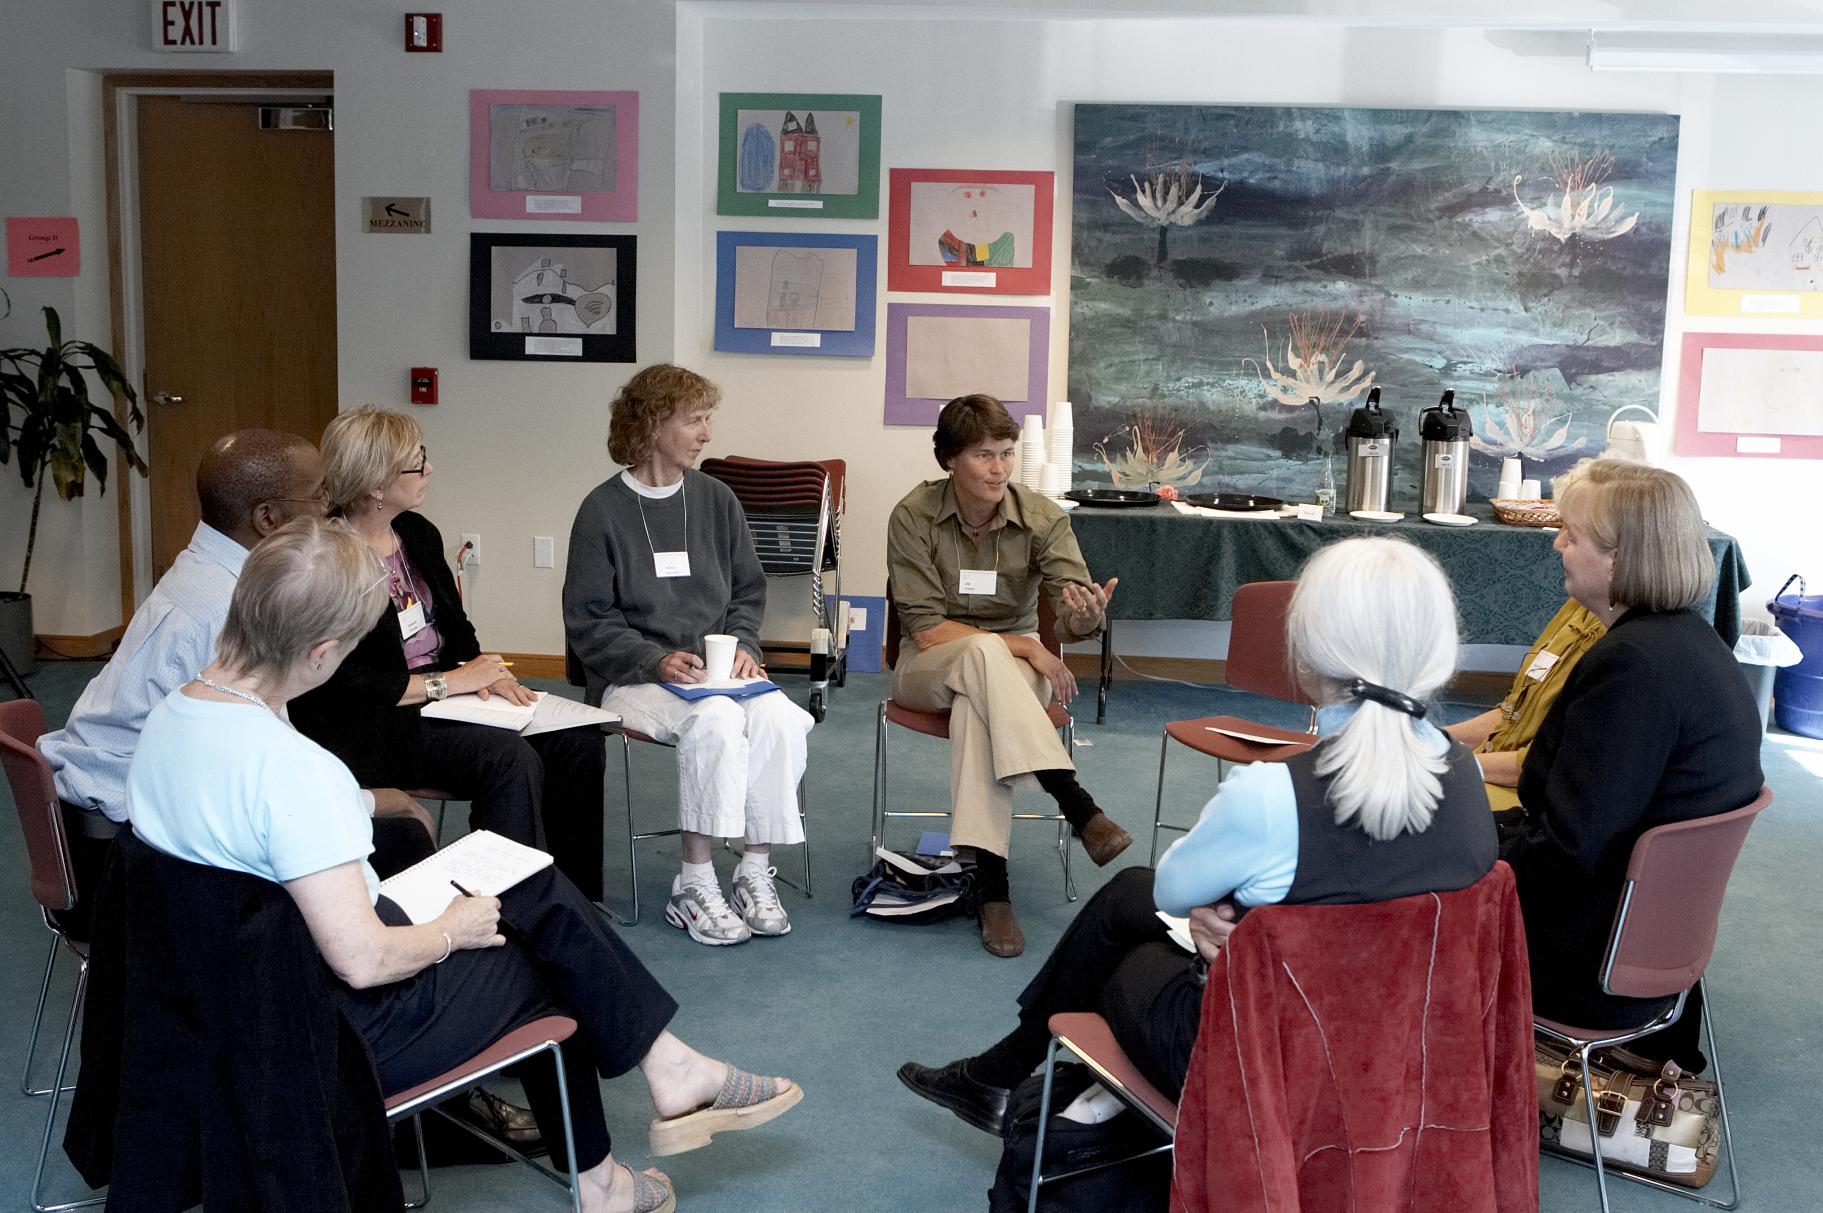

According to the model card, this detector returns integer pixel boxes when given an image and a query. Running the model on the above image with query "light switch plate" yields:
[533,536,555,568]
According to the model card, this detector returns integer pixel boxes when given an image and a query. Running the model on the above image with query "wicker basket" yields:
[1491,498,1561,527]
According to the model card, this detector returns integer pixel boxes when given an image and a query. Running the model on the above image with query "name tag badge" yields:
[654,550,692,579]
[1524,650,1561,682]
[958,569,998,597]
[396,600,428,641]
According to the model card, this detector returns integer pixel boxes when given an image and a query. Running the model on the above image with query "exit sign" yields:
[152,0,238,52]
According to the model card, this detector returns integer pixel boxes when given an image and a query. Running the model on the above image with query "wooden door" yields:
[137,95,338,580]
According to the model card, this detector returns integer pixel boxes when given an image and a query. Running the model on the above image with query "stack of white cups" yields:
[1040,461,1069,498]
[1019,413,1047,489]
[1497,456,1523,501]
[1045,401,1074,497]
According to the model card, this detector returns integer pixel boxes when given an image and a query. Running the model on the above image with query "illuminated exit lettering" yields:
[152,0,237,52]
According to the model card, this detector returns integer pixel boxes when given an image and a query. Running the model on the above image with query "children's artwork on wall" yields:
[884,303,1049,427]
[469,233,636,362]
[718,93,881,218]
[714,231,877,357]
[1069,104,1679,501]
[888,169,1054,294]
[470,90,639,221]
[1685,190,1823,319]
[1676,332,1823,459]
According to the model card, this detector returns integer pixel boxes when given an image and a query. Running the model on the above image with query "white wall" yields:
[5,3,1819,657]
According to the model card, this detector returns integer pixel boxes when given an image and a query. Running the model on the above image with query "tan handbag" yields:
[1534,1040,1721,1187]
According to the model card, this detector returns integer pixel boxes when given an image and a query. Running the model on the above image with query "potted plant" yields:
[0,294,147,676]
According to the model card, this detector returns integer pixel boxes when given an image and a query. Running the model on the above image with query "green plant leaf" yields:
[43,307,62,350]
[81,431,110,490]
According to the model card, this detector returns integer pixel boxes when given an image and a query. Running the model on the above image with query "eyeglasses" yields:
[400,446,430,476]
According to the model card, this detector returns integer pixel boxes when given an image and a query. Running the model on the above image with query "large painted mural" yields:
[1069,104,1680,502]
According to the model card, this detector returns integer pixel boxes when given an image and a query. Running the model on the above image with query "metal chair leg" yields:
[550,1043,584,1213]
[1026,1036,1064,1213]
[1574,1041,1616,1213]
[404,1115,432,1209]
[1697,978,1742,1211]
[32,960,103,1212]
[603,733,641,927]
[1060,718,1077,902]
[1148,733,1172,866]
[870,701,888,863]
[773,764,813,899]
[22,934,67,1097]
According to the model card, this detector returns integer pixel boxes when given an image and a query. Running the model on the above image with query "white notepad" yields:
[421,690,620,737]
[1156,912,1195,954]
[1204,724,1302,746]
[377,829,554,923]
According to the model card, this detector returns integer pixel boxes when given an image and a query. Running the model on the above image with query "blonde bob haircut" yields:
[1553,459,1712,612]
[321,406,424,515]
[607,364,721,468]
[215,517,389,684]
[1287,537,1460,842]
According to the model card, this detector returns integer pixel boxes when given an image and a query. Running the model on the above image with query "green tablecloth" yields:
[1068,504,1750,647]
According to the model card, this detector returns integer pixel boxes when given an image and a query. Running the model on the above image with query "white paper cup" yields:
[1050,400,1074,429]
[1501,456,1522,483]
[703,633,738,681]
[1518,478,1541,499]
[1022,413,1045,438]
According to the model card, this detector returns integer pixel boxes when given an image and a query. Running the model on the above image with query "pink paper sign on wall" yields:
[6,217,80,277]
[471,90,639,222]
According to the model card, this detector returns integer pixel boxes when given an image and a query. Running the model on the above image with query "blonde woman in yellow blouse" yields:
[1444,599,1606,811]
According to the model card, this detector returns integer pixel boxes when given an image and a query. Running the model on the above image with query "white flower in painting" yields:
[1093,408,1210,491]
[1470,368,1587,461]
[1246,309,1376,411]
[1110,163,1227,264]
[1512,149,1639,245]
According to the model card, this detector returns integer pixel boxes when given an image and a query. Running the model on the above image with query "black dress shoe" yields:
[897,1059,1010,1135]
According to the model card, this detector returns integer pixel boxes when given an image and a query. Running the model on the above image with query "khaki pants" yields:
[890,632,1071,858]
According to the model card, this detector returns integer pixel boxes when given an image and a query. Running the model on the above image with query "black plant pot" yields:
[0,591,36,678]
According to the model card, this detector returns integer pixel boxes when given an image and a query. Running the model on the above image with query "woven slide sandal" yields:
[626,1165,675,1213]
[648,1067,803,1156]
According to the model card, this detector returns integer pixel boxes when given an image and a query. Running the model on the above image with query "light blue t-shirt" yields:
[1151,703,1450,917]
[127,689,380,902]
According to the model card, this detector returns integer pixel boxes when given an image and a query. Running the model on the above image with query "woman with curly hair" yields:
[563,364,812,947]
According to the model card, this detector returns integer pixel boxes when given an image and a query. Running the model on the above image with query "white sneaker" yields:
[732,865,792,936]
[666,874,752,946]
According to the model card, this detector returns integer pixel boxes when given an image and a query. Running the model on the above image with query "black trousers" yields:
[404,719,608,902]
[1014,866,1205,1100]
[341,865,678,1171]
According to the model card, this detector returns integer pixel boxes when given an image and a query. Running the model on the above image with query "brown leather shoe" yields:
[1078,811,1133,867]
[978,899,1025,958]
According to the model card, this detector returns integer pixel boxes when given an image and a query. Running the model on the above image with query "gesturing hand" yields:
[1061,577,1119,632]
[659,650,707,684]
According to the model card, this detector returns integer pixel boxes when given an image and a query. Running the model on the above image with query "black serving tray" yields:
[1065,488,1160,508]
[1183,492,1285,512]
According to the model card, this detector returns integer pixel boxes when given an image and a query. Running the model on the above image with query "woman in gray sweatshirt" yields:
[564,365,812,947]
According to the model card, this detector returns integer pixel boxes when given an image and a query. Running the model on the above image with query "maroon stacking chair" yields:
[701,455,848,720]
[1148,580,1317,863]
[871,589,1077,900]
[386,1016,583,1211]
[563,650,811,926]
[1534,785,1772,1213]
[0,698,105,1211]
[1027,1012,1178,1212]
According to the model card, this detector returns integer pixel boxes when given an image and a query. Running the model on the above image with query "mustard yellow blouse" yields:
[1478,599,1607,811]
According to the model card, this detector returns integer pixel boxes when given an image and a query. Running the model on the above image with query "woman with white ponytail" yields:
[897,537,1496,1136]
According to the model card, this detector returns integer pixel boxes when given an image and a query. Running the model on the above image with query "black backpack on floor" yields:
[988,1062,1173,1213]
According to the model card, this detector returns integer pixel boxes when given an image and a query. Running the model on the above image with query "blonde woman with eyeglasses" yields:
[289,407,608,902]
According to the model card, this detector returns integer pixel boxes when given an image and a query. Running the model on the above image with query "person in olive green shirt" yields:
[887,394,1129,958]
[1444,599,1606,811]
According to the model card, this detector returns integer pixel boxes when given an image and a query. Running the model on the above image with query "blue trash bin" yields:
[1769,575,1823,739]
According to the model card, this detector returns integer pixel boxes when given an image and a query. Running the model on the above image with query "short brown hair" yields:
[933,394,1019,470]
[320,406,422,515]
[607,364,722,467]
[216,517,389,684]
[1555,460,1712,612]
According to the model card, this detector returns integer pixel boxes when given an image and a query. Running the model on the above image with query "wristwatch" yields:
[423,672,449,701]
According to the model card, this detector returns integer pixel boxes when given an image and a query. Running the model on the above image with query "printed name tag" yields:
[958,569,998,596]
[1294,503,1325,521]
[654,551,692,578]
[1524,651,1560,682]
[397,601,427,641]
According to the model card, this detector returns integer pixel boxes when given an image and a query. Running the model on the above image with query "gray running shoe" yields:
[665,874,752,946]
[732,865,792,936]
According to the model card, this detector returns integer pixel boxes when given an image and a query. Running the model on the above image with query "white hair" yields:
[1285,537,1460,841]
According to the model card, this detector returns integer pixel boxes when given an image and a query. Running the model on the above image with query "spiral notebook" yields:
[376,829,553,924]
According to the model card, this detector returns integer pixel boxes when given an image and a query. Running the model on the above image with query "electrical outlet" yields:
[533,536,555,568]
[848,605,868,631]
[460,533,481,566]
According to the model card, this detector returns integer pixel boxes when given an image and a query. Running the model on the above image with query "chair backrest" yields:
[1601,785,1773,1000]
[884,584,1062,672]
[1225,580,1308,705]
[0,698,78,914]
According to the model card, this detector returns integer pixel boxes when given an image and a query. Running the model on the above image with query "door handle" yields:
[151,391,185,405]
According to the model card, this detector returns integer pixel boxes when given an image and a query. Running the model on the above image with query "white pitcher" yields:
[1602,404,1661,465]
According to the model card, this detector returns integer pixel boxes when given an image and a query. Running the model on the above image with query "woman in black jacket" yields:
[290,407,606,900]
[1505,459,1762,1065]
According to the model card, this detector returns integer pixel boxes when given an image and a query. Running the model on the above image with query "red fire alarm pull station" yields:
[405,13,442,52]
[410,368,438,405]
